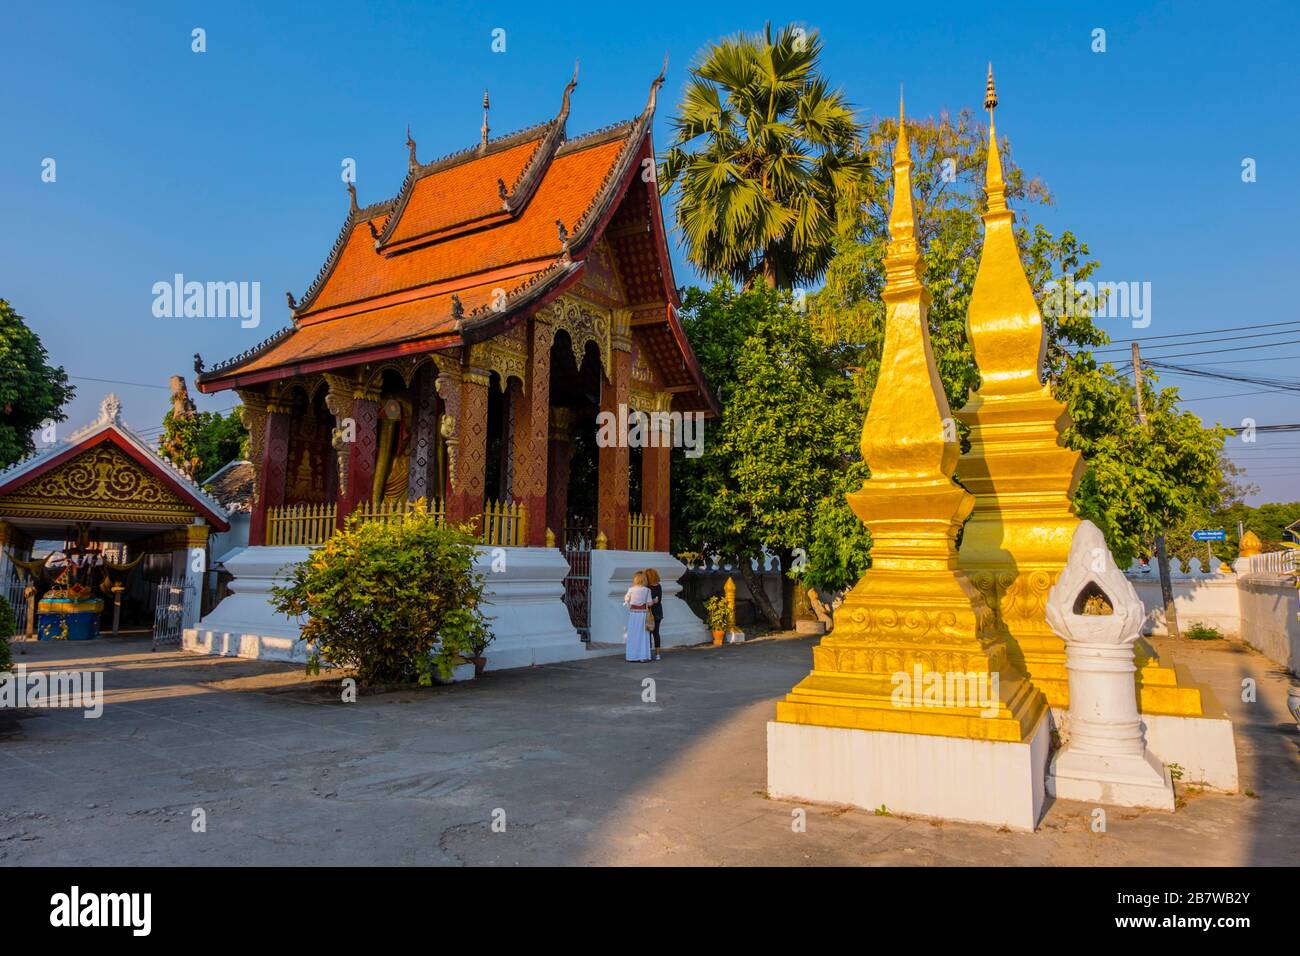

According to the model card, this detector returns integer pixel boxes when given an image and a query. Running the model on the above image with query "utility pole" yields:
[1132,342,1181,639]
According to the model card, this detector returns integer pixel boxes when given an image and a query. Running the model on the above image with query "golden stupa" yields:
[773,95,1046,743]
[953,66,1203,716]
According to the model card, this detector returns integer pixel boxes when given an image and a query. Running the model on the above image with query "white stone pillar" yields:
[1046,521,1174,810]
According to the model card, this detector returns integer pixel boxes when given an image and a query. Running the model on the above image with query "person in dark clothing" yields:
[644,567,663,661]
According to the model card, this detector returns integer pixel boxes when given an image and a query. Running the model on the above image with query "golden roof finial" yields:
[984,64,1006,214]
[964,66,1046,396]
[884,88,922,295]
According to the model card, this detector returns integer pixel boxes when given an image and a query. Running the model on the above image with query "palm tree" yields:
[659,23,869,290]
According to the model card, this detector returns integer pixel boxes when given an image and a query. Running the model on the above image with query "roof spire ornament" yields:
[983,63,1007,215]
[406,124,418,169]
[558,59,579,130]
[346,180,358,215]
[286,291,298,311]
[481,89,491,149]
[644,54,668,116]
[451,293,465,323]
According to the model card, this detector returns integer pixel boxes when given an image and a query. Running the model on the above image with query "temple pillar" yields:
[183,522,209,627]
[546,407,575,543]
[598,309,632,549]
[512,316,553,546]
[339,384,380,522]
[246,394,291,546]
[407,364,439,504]
[641,402,672,551]
[435,365,462,510]
[447,366,490,529]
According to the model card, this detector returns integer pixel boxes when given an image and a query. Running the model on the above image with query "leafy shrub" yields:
[271,508,492,685]
[1185,622,1223,641]
[705,594,734,632]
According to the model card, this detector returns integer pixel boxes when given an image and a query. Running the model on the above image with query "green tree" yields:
[659,23,870,289]
[193,408,248,481]
[673,284,857,627]
[0,299,74,468]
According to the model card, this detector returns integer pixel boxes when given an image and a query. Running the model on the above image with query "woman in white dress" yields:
[623,572,653,663]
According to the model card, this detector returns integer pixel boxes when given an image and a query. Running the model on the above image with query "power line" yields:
[1104,318,1300,346]
[1097,338,1300,361]
[69,375,171,390]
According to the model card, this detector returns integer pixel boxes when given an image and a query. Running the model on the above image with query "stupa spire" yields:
[964,66,1045,395]
[859,90,953,491]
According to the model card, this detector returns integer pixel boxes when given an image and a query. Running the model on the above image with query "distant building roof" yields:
[202,459,254,513]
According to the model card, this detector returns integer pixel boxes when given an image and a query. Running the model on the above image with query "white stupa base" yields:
[1048,746,1175,810]
[767,712,1051,831]
[1051,706,1239,792]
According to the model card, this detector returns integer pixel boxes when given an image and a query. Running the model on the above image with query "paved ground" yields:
[1,631,1296,865]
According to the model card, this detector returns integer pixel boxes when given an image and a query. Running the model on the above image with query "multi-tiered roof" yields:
[198,66,713,413]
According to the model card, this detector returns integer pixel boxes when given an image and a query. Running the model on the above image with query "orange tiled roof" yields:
[232,273,548,376]
[385,137,541,246]
[303,137,626,317]
[197,68,701,396]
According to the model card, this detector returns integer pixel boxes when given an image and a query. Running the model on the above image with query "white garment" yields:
[623,584,652,662]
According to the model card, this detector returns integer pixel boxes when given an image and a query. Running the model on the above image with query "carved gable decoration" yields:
[550,294,612,381]
[467,322,529,391]
[0,443,198,525]
[575,238,626,307]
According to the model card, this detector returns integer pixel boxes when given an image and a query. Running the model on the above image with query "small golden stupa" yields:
[954,66,1203,716]
[773,95,1046,743]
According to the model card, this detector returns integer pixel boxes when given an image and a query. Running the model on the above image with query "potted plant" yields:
[705,595,733,646]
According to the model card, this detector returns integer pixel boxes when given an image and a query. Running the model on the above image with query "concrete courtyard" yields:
[1,631,1296,866]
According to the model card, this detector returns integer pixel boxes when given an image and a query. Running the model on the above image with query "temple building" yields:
[0,395,230,637]
[187,66,715,667]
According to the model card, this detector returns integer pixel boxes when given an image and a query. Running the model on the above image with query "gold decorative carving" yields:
[550,294,611,380]
[467,323,529,391]
[0,444,198,525]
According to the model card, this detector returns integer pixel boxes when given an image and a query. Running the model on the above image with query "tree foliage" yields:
[0,299,74,469]
[659,23,870,289]
[161,404,247,481]
[672,284,857,625]
[270,510,492,686]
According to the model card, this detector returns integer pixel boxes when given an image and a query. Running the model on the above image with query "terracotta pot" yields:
[711,629,724,646]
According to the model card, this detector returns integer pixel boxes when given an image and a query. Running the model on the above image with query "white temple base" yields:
[1048,746,1175,810]
[766,712,1051,831]
[588,550,710,649]
[184,546,314,663]
[186,545,709,671]
[474,547,585,671]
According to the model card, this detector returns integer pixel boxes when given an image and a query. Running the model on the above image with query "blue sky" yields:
[2,0,1296,504]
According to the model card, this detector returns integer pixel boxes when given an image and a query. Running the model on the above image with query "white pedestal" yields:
[184,546,313,663]
[589,550,710,649]
[474,547,584,670]
[766,712,1051,831]
[1048,747,1174,809]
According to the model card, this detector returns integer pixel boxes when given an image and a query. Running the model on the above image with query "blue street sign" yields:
[1192,529,1226,541]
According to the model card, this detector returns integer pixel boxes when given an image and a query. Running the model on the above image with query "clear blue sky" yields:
[2,0,1296,505]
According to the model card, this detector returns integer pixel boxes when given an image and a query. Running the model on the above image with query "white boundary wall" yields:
[1124,555,1298,671]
